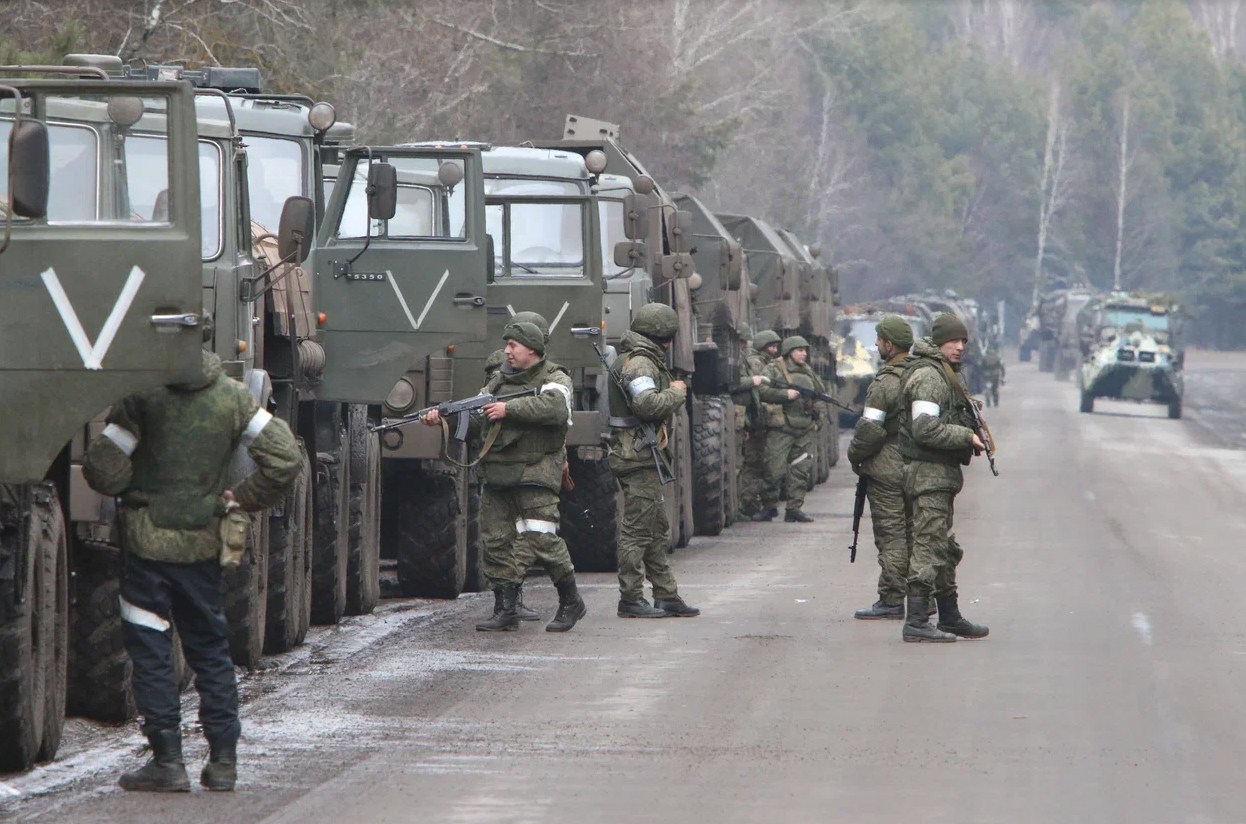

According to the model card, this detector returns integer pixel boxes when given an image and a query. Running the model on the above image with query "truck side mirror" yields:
[670,209,694,255]
[622,194,649,240]
[614,240,647,269]
[278,196,315,264]
[367,162,397,221]
[9,119,49,219]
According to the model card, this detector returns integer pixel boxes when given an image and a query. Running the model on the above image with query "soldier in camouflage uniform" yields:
[746,330,782,521]
[82,349,302,792]
[980,343,1005,407]
[898,313,990,642]
[731,325,772,518]
[758,335,825,523]
[427,321,585,633]
[848,316,914,620]
[607,304,700,618]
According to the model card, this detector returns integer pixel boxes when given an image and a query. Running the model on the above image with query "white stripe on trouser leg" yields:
[790,452,810,466]
[861,406,886,423]
[514,518,559,535]
[119,597,171,632]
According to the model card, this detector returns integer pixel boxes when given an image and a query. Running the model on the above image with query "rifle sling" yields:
[939,361,996,453]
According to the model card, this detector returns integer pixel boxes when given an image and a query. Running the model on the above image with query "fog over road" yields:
[5,350,1246,824]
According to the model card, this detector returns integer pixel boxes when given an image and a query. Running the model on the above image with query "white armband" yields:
[102,423,138,456]
[628,376,656,398]
[541,382,574,425]
[861,407,886,423]
[242,409,274,444]
[911,401,940,420]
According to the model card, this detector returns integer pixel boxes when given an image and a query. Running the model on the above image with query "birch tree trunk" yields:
[1113,91,1130,292]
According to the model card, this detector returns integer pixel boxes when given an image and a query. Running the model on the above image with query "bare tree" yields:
[1190,0,1243,59]
[1032,79,1072,303]
[1112,90,1130,291]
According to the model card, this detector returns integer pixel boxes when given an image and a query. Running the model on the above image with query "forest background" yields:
[6,0,1246,346]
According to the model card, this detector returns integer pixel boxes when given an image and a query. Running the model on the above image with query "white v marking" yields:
[41,266,146,370]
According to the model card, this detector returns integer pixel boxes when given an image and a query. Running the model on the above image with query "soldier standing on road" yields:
[980,343,1005,407]
[607,304,701,618]
[427,321,587,633]
[847,316,914,621]
[898,313,990,643]
[758,335,825,523]
[748,330,782,521]
[731,324,770,519]
[82,348,302,792]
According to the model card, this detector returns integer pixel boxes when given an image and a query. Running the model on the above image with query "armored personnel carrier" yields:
[1077,292,1184,418]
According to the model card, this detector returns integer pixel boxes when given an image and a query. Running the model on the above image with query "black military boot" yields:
[854,600,904,620]
[936,593,989,639]
[515,583,540,622]
[902,596,956,643]
[784,509,814,523]
[476,585,520,632]
[119,728,190,792]
[654,595,701,617]
[752,507,778,522]
[617,597,669,618]
[200,737,238,791]
[546,579,587,632]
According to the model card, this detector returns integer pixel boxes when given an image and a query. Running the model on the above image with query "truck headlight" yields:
[386,378,415,411]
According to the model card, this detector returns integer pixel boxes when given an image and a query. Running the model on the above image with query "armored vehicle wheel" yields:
[265,445,312,652]
[223,513,269,669]
[0,487,69,771]
[385,469,463,599]
[311,447,350,625]
[1079,391,1095,414]
[67,542,134,722]
[1168,399,1183,420]
[345,407,382,616]
[691,396,726,537]
[463,482,486,593]
[561,454,620,573]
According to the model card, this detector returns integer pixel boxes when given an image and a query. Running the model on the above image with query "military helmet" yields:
[511,311,550,342]
[631,303,680,341]
[754,329,781,350]
[740,323,755,342]
[781,335,810,356]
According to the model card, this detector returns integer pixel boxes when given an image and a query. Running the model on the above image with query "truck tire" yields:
[691,396,726,537]
[0,487,68,771]
[311,447,349,625]
[67,542,134,723]
[345,407,382,615]
[265,445,311,653]
[223,513,269,669]
[385,469,463,599]
[1079,390,1095,414]
[463,482,487,593]
[560,454,620,572]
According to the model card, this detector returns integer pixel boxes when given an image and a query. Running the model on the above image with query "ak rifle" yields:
[766,378,856,414]
[371,389,541,439]
[592,341,677,485]
[849,475,867,563]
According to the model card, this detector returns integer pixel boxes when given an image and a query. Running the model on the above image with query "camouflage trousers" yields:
[905,488,964,598]
[617,468,679,601]
[481,485,575,589]
[739,429,768,515]
[867,475,912,607]
[765,427,815,512]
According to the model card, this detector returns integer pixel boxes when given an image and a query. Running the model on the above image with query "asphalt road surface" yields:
[5,349,1246,823]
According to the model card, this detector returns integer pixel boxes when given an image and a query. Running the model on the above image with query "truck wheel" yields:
[345,407,382,615]
[691,396,726,537]
[385,469,463,599]
[560,454,620,572]
[265,444,311,652]
[223,512,269,669]
[1168,399,1182,420]
[0,487,68,770]
[66,541,134,723]
[463,481,487,593]
[1079,391,1095,414]
[311,446,349,625]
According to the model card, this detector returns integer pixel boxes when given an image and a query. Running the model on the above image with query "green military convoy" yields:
[0,63,851,772]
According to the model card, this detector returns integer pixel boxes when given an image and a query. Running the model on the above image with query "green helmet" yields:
[511,311,550,342]
[631,303,680,341]
[754,330,781,350]
[740,323,755,342]
[781,335,810,356]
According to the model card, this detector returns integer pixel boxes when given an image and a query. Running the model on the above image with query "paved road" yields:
[6,351,1246,823]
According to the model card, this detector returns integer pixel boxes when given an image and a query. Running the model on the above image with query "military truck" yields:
[1052,289,1096,381]
[834,306,886,423]
[1077,291,1184,418]
[0,67,206,771]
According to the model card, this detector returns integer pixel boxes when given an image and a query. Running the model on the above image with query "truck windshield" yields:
[485,178,581,196]
[245,136,304,233]
[0,120,97,222]
[1106,308,1168,331]
[333,157,462,240]
[488,200,585,277]
[125,136,223,259]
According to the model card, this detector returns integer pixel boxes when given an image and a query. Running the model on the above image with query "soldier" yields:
[847,316,914,620]
[484,311,551,623]
[731,324,769,518]
[748,330,782,521]
[898,313,990,643]
[82,348,302,792]
[426,321,587,633]
[758,335,825,523]
[980,342,1005,407]
[607,303,700,618]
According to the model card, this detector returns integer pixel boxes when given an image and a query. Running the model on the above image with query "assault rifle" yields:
[592,341,677,485]
[371,389,541,439]
[766,378,856,414]
[967,398,999,477]
[849,475,867,563]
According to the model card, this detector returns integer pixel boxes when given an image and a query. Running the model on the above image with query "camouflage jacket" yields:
[82,351,301,564]
[980,351,1005,380]
[606,331,686,476]
[847,352,910,482]
[898,338,976,495]
[476,358,572,492]
[731,345,769,429]
[759,357,825,432]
